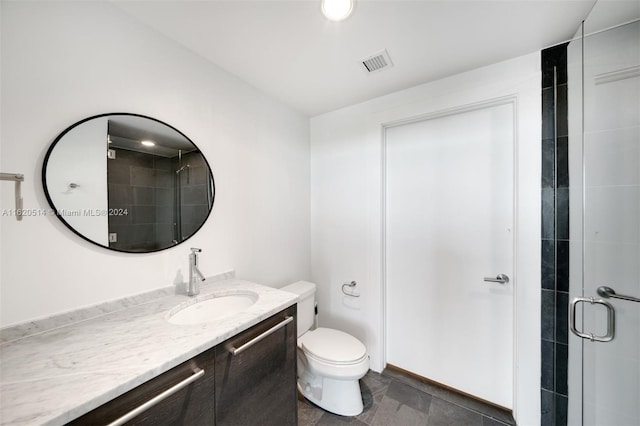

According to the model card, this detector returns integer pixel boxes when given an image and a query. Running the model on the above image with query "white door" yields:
[385,101,515,409]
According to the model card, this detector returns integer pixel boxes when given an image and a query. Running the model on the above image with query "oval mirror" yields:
[42,113,215,253]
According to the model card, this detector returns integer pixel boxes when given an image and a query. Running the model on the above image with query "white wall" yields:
[0,1,310,326]
[310,53,541,425]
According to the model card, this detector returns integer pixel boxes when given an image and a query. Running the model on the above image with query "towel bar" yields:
[0,173,24,221]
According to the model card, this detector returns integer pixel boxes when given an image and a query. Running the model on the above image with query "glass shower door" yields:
[568,5,640,425]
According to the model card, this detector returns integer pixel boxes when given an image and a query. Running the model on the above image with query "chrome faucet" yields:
[188,248,206,296]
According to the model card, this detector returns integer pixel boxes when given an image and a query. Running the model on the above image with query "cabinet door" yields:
[68,348,215,426]
[214,305,297,426]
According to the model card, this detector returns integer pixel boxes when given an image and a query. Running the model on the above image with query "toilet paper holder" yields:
[342,281,360,297]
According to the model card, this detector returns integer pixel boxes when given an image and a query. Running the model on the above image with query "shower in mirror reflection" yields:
[172,149,213,247]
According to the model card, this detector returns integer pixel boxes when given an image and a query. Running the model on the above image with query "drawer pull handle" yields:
[107,368,205,426]
[228,315,294,356]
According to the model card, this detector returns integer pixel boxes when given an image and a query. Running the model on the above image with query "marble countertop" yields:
[0,278,298,425]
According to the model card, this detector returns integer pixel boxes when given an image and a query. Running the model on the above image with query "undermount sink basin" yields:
[168,292,259,325]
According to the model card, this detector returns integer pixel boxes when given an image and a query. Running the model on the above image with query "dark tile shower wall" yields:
[108,149,174,251]
[541,43,569,426]
[173,152,210,241]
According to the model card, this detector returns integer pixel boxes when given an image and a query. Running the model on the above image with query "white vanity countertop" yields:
[0,279,298,426]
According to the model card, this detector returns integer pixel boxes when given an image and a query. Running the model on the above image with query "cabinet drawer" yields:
[215,305,297,426]
[68,348,215,426]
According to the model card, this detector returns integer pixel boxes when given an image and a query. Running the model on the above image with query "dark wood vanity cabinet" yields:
[68,305,297,426]
[214,304,297,426]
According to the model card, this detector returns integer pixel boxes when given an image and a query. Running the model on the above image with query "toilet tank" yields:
[280,281,316,337]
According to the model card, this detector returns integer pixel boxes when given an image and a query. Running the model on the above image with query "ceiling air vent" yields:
[360,49,393,73]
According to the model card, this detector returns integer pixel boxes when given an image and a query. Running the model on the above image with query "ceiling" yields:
[114,0,597,116]
[109,115,197,156]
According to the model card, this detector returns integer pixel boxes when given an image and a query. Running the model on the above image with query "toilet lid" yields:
[301,328,367,364]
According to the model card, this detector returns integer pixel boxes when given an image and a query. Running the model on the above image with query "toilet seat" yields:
[300,328,367,365]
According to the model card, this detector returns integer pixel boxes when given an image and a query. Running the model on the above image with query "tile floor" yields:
[298,369,516,426]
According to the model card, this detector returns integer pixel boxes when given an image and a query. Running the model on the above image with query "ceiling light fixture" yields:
[322,0,354,22]
[141,140,155,147]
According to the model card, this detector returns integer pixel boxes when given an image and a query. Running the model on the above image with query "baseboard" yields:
[385,363,512,414]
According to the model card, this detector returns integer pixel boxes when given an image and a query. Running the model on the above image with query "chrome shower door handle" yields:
[569,296,615,342]
[483,274,510,284]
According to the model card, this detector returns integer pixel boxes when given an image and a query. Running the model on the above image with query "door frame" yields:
[380,95,520,412]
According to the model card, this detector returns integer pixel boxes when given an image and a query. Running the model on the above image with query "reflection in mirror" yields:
[43,114,215,253]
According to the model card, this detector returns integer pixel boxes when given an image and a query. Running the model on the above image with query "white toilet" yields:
[281,281,369,416]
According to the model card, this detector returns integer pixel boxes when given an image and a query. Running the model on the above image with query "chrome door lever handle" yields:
[484,274,509,284]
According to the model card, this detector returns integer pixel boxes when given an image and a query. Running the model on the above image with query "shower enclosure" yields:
[105,116,214,253]
[173,150,214,245]
[567,2,639,425]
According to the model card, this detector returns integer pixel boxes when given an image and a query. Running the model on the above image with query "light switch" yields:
[109,233,117,242]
